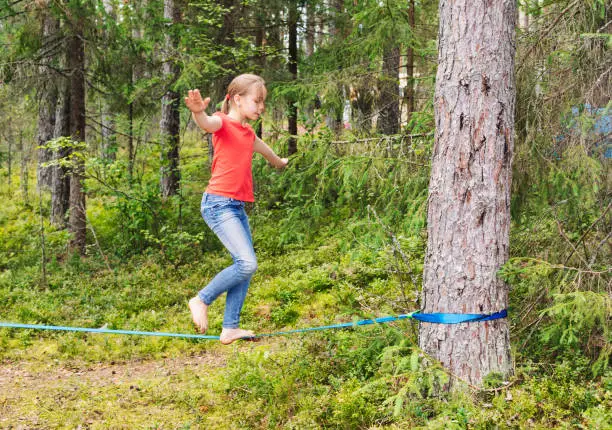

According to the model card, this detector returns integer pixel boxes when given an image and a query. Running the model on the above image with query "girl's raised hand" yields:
[185,89,210,114]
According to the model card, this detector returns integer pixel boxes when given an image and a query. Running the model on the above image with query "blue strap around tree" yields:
[410,309,507,324]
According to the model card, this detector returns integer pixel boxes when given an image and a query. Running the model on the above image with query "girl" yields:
[184,74,288,345]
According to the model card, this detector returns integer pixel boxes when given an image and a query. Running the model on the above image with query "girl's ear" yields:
[233,94,241,106]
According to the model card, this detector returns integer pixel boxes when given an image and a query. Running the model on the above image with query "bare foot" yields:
[188,296,208,333]
[219,328,256,345]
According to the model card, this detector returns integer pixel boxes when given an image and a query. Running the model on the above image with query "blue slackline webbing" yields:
[0,310,507,341]
[0,322,221,340]
[411,309,508,324]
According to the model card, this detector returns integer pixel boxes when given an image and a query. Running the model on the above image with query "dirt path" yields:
[0,350,242,428]
[1,353,228,391]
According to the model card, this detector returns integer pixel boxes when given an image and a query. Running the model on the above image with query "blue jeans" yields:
[198,193,257,329]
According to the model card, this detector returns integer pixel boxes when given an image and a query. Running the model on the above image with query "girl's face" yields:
[236,85,266,121]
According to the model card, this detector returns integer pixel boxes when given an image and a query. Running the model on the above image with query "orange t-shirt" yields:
[205,112,256,202]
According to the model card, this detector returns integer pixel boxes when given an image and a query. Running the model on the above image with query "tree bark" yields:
[305,1,315,57]
[19,132,29,207]
[51,75,71,227]
[159,0,182,199]
[287,0,298,155]
[36,8,58,190]
[325,0,345,132]
[405,0,416,124]
[216,0,237,99]
[377,44,400,134]
[419,0,515,388]
[67,15,87,255]
[255,12,266,138]
[101,0,117,163]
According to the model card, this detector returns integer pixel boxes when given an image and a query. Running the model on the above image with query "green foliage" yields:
[540,291,610,376]
[142,226,205,268]
[252,131,431,252]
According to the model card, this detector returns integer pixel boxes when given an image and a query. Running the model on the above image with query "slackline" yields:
[0,310,507,341]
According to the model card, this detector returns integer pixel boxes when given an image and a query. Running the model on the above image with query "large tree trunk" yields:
[287,0,298,155]
[67,17,87,255]
[51,76,71,227]
[36,8,58,190]
[419,0,515,388]
[377,44,400,134]
[159,0,182,199]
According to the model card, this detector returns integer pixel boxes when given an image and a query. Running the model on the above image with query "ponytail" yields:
[221,94,231,114]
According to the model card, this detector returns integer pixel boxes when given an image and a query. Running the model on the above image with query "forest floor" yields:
[0,343,262,428]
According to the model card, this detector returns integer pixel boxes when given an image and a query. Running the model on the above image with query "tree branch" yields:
[564,200,611,265]
[517,0,579,73]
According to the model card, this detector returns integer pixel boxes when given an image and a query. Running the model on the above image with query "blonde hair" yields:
[221,74,266,114]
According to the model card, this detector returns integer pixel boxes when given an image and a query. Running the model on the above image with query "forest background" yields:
[0,0,610,428]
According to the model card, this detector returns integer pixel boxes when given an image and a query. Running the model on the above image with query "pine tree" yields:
[419,0,516,387]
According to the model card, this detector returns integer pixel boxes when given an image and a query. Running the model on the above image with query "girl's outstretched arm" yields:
[254,137,288,169]
[185,89,222,133]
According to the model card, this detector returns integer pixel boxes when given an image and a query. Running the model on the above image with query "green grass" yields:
[1,131,610,428]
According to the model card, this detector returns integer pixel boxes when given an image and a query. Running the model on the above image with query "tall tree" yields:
[419,0,515,387]
[51,74,71,227]
[99,0,118,163]
[305,1,315,57]
[376,43,400,134]
[160,0,182,198]
[67,5,87,255]
[405,0,416,123]
[35,2,59,190]
[287,0,299,155]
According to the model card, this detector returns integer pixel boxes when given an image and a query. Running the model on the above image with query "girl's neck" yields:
[227,110,246,125]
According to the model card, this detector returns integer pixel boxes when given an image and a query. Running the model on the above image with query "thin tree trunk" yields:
[36,9,58,190]
[67,16,87,255]
[255,15,265,138]
[159,0,182,199]
[419,0,515,388]
[377,45,400,134]
[128,100,134,183]
[326,0,344,132]
[7,138,12,194]
[131,0,148,81]
[51,77,71,228]
[306,2,315,57]
[19,132,29,207]
[216,0,237,101]
[37,86,57,189]
[332,0,345,37]
[287,0,298,155]
[39,185,47,287]
[101,103,117,162]
[101,0,117,163]
[519,0,530,30]
[405,0,416,124]
[128,0,147,184]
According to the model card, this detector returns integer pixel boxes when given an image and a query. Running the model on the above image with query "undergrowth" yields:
[1,119,610,427]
